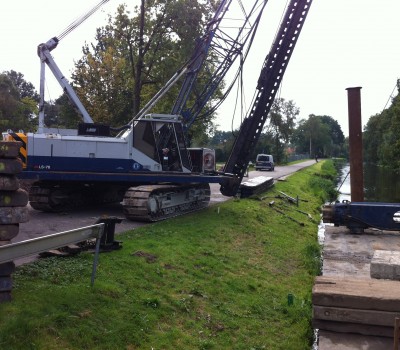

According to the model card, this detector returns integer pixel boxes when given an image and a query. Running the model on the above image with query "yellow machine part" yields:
[4,132,27,168]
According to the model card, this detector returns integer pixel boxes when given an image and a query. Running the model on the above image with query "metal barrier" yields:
[0,223,105,286]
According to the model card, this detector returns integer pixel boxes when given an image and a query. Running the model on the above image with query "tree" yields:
[71,1,216,134]
[260,98,299,162]
[0,73,38,132]
[292,114,344,158]
[55,93,82,129]
[267,98,299,142]
[5,70,40,102]
[319,115,345,157]
[208,130,236,162]
[248,131,274,162]
[363,85,400,170]
[320,116,344,145]
[208,98,299,163]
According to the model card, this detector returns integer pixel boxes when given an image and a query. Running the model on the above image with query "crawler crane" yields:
[4,0,313,221]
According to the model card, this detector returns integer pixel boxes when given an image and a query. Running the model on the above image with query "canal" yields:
[337,162,400,203]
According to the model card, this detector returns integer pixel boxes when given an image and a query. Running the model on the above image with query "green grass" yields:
[0,160,336,350]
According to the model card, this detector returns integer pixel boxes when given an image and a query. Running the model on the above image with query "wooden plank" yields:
[313,305,400,327]
[0,189,28,207]
[0,224,19,241]
[0,142,22,159]
[0,207,29,224]
[313,319,394,338]
[313,276,400,311]
[0,175,19,191]
[0,159,23,175]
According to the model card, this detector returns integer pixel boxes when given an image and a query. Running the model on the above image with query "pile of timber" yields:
[0,141,29,302]
[313,276,400,337]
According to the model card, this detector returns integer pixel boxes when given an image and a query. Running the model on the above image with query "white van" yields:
[255,154,274,171]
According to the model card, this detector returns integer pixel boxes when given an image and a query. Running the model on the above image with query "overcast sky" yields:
[1,0,400,137]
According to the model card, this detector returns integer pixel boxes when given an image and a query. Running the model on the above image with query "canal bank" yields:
[315,164,400,349]
[0,160,329,349]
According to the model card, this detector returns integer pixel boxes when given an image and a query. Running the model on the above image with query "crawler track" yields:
[29,184,74,212]
[29,181,211,221]
[29,182,126,212]
[122,183,211,221]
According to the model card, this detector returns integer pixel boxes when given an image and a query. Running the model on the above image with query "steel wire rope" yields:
[43,79,54,121]
[237,0,247,18]
[382,79,399,111]
[239,53,247,126]
[208,0,290,131]
[221,0,295,158]
[271,0,290,45]
[262,0,289,127]
[329,170,350,205]
[230,53,246,135]
[248,0,290,137]
[57,0,110,41]
[194,1,266,124]
[259,0,289,137]
[131,0,266,129]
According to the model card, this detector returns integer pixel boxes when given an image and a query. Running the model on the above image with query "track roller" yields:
[122,183,210,221]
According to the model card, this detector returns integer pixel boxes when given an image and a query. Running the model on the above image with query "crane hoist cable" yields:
[194,2,265,124]
[230,56,244,136]
[248,0,288,130]
[57,0,110,41]
[382,79,399,111]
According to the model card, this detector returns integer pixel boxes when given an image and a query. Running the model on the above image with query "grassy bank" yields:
[0,160,337,350]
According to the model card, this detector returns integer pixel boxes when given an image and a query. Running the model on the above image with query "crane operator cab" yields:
[132,114,216,174]
[132,115,188,172]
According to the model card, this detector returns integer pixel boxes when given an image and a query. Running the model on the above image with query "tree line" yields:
[209,102,346,163]
[363,80,400,170]
[0,0,347,164]
[0,71,39,132]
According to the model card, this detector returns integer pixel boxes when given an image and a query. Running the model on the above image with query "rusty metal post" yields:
[346,87,364,202]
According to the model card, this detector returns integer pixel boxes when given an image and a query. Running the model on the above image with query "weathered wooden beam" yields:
[313,276,400,312]
[313,305,400,327]
[313,319,394,338]
[0,142,22,158]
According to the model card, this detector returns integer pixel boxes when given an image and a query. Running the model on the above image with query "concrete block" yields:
[370,250,400,280]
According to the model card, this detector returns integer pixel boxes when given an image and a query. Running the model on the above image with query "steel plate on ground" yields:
[239,176,274,198]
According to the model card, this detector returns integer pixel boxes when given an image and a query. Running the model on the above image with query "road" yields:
[14,159,316,245]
